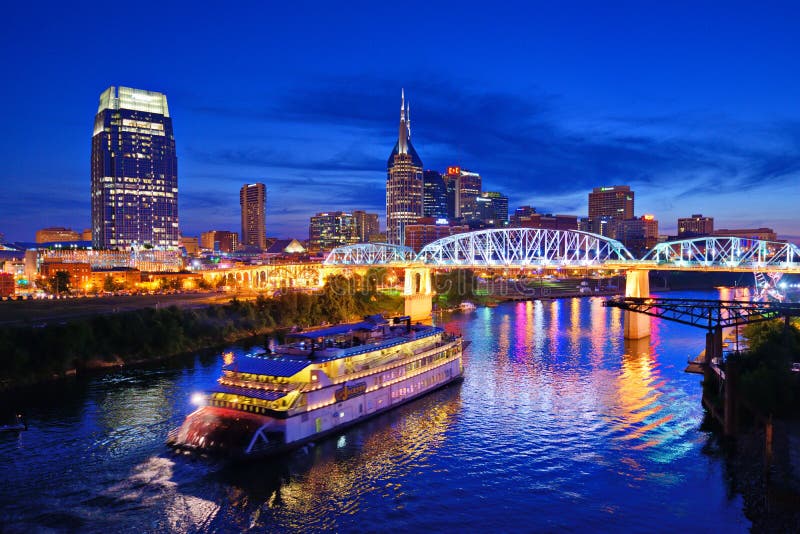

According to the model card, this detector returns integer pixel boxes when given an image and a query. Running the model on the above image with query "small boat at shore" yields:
[167,315,464,459]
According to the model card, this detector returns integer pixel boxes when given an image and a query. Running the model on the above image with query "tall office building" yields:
[309,211,359,250]
[240,183,267,249]
[423,170,448,220]
[443,166,482,220]
[91,86,178,249]
[353,210,380,243]
[386,90,424,245]
[481,191,509,223]
[588,185,634,220]
[677,214,714,237]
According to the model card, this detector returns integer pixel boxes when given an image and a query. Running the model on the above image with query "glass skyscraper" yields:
[91,86,178,249]
[423,170,448,220]
[386,89,423,246]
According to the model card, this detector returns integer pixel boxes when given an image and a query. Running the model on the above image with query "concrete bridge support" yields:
[624,269,650,339]
[404,267,432,321]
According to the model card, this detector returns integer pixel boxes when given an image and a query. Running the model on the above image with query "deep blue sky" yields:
[1,1,798,242]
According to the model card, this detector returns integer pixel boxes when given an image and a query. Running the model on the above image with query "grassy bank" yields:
[0,275,403,391]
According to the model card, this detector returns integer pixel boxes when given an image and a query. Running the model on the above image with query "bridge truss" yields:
[642,237,800,270]
[323,243,416,266]
[604,297,800,329]
[415,228,634,267]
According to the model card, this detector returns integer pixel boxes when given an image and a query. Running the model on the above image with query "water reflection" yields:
[0,293,750,532]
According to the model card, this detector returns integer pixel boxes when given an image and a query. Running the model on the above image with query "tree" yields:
[47,271,72,294]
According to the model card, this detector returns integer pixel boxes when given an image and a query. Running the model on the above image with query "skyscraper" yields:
[240,183,267,249]
[386,90,423,245]
[423,170,448,220]
[91,86,178,249]
[588,185,634,219]
[308,211,359,250]
[353,210,380,242]
[677,214,714,237]
[443,166,482,220]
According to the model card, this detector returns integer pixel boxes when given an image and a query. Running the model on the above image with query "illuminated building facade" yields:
[618,215,659,256]
[713,227,778,241]
[443,166,482,221]
[91,86,179,249]
[39,261,91,290]
[423,170,448,220]
[404,217,469,252]
[0,272,14,297]
[35,227,81,243]
[678,214,714,237]
[200,231,239,253]
[353,210,380,243]
[479,191,509,225]
[240,183,267,249]
[309,211,359,250]
[510,207,578,231]
[386,90,423,245]
[37,248,183,272]
[588,185,634,219]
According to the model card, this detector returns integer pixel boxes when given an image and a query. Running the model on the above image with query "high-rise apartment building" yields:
[240,183,267,249]
[423,170,448,220]
[309,211,359,250]
[588,186,634,220]
[91,86,178,249]
[618,215,659,256]
[677,214,714,237]
[386,90,423,245]
[353,210,380,243]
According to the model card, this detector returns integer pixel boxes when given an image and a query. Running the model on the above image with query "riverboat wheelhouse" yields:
[167,315,463,458]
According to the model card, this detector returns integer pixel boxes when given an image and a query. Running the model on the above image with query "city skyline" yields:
[1,2,799,242]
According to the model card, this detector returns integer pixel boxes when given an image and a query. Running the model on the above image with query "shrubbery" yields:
[729,319,800,417]
[0,275,402,389]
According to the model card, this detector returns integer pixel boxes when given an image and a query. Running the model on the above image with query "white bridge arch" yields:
[642,236,800,270]
[323,243,417,266]
[416,228,634,267]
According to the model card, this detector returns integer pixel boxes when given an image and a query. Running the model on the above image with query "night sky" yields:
[1,1,798,242]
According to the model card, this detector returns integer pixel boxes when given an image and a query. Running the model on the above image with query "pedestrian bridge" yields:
[324,229,800,273]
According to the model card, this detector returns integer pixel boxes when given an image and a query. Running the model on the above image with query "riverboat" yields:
[458,301,477,312]
[167,315,464,458]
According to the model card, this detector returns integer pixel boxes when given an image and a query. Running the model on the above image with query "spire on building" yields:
[406,101,411,139]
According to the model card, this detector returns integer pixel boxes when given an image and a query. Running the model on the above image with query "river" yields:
[0,289,751,532]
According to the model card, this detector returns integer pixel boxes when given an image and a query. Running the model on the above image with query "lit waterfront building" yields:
[353,210,380,243]
[309,211,359,250]
[678,214,714,237]
[91,86,179,249]
[423,170,448,220]
[35,227,81,243]
[240,183,267,250]
[36,248,183,273]
[200,231,239,253]
[386,89,423,246]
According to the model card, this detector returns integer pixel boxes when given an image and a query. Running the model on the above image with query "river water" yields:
[0,289,751,532]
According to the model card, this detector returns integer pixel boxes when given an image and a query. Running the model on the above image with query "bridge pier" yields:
[403,267,432,321]
[623,270,650,339]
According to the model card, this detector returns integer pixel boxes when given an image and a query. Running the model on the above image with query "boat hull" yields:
[169,355,463,460]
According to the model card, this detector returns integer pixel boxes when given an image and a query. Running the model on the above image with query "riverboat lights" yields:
[191,392,206,405]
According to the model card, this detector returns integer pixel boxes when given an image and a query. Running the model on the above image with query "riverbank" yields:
[0,276,403,392]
